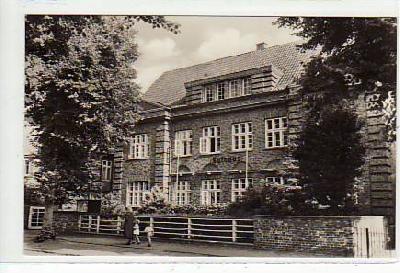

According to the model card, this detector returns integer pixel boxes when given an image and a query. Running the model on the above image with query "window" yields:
[265,117,288,148]
[200,126,221,154]
[232,122,253,151]
[243,77,252,95]
[126,181,150,207]
[170,181,191,205]
[175,130,193,157]
[201,180,221,205]
[204,85,215,102]
[229,79,242,98]
[202,78,251,102]
[28,206,45,229]
[266,176,285,185]
[101,160,112,181]
[217,82,226,100]
[130,134,149,159]
[232,178,252,202]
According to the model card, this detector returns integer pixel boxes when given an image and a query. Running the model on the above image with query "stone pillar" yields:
[284,86,305,177]
[364,92,395,245]
[287,86,304,144]
[154,118,171,198]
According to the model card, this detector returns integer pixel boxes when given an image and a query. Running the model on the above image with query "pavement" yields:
[24,230,320,257]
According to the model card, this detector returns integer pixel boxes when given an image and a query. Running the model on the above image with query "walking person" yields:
[133,216,141,244]
[144,224,154,247]
[123,207,134,245]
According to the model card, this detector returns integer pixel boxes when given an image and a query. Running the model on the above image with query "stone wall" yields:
[254,216,354,257]
[53,211,80,234]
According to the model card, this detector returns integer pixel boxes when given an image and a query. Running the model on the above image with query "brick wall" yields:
[170,93,289,205]
[53,211,80,234]
[254,216,356,257]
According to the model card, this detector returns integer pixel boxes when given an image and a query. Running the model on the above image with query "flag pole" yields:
[245,147,249,183]
[175,143,180,205]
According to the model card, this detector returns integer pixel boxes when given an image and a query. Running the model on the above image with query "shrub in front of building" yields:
[226,184,306,217]
[226,183,360,217]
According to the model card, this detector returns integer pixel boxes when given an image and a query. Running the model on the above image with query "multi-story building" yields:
[100,42,395,237]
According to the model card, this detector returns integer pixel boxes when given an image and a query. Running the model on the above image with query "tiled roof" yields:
[143,42,316,106]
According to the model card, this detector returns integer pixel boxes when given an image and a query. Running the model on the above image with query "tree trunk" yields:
[34,200,57,242]
[42,201,56,229]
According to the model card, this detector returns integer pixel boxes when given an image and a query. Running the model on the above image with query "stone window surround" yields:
[265,116,288,149]
[200,125,221,155]
[129,134,149,159]
[232,122,253,152]
[126,181,150,207]
[231,178,253,202]
[169,181,191,205]
[174,129,193,157]
[101,159,113,182]
[201,180,222,205]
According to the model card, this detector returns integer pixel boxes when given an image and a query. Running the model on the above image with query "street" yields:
[24,230,317,257]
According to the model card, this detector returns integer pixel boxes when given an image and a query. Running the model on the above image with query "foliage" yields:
[136,185,169,214]
[276,17,397,140]
[132,185,227,216]
[227,183,359,217]
[24,185,45,206]
[100,192,126,217]
[226,184,307,217]
[25,15,180,205]
[293,106,365,211]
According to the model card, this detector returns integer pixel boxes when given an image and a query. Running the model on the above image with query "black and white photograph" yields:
[0,2,398,270]
[20,14,397,259]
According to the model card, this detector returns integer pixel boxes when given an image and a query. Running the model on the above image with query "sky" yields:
[134,16,300,93]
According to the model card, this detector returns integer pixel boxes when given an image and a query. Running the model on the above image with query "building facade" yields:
[99,42,395,238]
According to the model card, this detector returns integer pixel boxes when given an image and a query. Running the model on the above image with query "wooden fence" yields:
[78,215,254,245]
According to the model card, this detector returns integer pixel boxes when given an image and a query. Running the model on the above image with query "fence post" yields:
[188,218,192,239]
[150,216,154,229]
[232,219,237,242]
[88,215,92,232]
[117,216,122,235]
[96,215,100,234]
[78,215,81,232]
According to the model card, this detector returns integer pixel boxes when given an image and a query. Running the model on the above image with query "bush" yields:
[226,183,360,217]
[226,184,307,217]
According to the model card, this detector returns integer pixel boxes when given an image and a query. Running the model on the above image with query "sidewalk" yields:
[24,230,321,257]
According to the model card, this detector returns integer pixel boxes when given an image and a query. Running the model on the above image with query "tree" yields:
[275,17,397,140]
[25,15,179,239]
[293,106,365,211]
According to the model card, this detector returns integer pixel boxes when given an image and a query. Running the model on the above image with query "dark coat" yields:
[124,212,134,239]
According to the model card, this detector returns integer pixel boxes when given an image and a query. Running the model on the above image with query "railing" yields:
[78,215,254,245]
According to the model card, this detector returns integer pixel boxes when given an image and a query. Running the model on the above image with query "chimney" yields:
[256,42,267,51]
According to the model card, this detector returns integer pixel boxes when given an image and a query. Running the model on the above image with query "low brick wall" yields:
[54,211,80,234]
[254,216,356,257]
